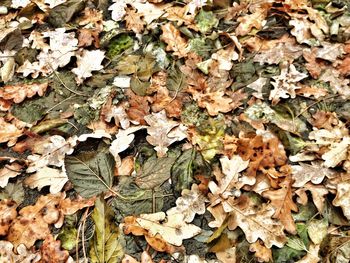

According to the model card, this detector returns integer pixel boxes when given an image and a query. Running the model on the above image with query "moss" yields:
[107,34,133,59]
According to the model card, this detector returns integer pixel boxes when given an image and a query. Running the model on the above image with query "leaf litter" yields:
[1,0,350,262]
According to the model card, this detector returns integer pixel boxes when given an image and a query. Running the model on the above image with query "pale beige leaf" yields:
[136,212,201,246]
[0,241,41,263]
[307,219,328,245]
[333,181,350,220]
[296,244,320,263]
[24,167,68,194]
[228,202,287,248]
[167,184,208,223]
[0,163,22,188]
[291,162,335,187]
[144,110,187,157]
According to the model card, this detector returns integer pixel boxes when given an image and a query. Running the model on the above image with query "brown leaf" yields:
[249,241,273,263]
[125,89,150,125]
[227,198,286,248]
[262,177,298,234]
[161,23,188,57]
[0,117,24,146]
[0,163,22,188]
[0,200,17,236]
[125,9,145,34]
[39,235,69,263]
[77,28,99,48]
[0,82,48,103]
[338,56,350,76]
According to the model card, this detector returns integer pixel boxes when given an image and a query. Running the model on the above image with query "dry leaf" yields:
[167,184,208,223]
[262,177,298,234]
[161,23,188,58]
[72,49,105,84]
[322,137,350,168]
[235,8,267,36]
[144,110,187,157]
[249,241,273,263]
[125,8,145,34]
[0,241,41,262]
[269,62,308,105]
[296,244,320,263]
[0,163,22,188]
[0,200,17,236]
[227,198,286,248]
[126,212,201,246]
[0,82,48,103]
[291,162,334,187]
[0,117,24,147]
[333,181,350,220]
[39,235,69,263]
[24,167,68,194]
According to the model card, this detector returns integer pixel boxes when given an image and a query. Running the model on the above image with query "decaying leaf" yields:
[40,235,69,263]
[249,241,273,263]
[0,199,17,236]
[161,23,188,58]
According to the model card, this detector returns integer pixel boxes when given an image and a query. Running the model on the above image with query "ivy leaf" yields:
[90,197,124,263]
[135,156,176,189]
[64,151,115,198]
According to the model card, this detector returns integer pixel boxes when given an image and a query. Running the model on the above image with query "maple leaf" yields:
[0,82,48,103]
[72,49,105,84]
[262,177,299,234]
[144,110,187,157]
[24,166,68,194]
[161,23,188,58]
[227,198,287,248]
[0,241,41,262]
[167,184,208,223]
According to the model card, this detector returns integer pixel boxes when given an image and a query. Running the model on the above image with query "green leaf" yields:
[287,237,308,251]
[58,226,78,251]
[135,156,176,189]
[273,245,305,262]
[65,151,115,198]
[171,148,196,191]
[195,9,219,33]
[90,197,124,263]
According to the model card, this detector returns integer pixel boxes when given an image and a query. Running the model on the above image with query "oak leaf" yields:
[40,235,69,263]
[167,184,208,223]
[72,49,105,84]
[161,23,188,58]
[262,177,298,234]
[249,241,273,263]
[0,241,41,262]
[0,82,48,104]
[227,200,286,248]
[144,110,187,157]
[24,166,68,194]
[0,199,17,236]
[0,117,24,147]
[333,181,350,220]
[0,163,22,188]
